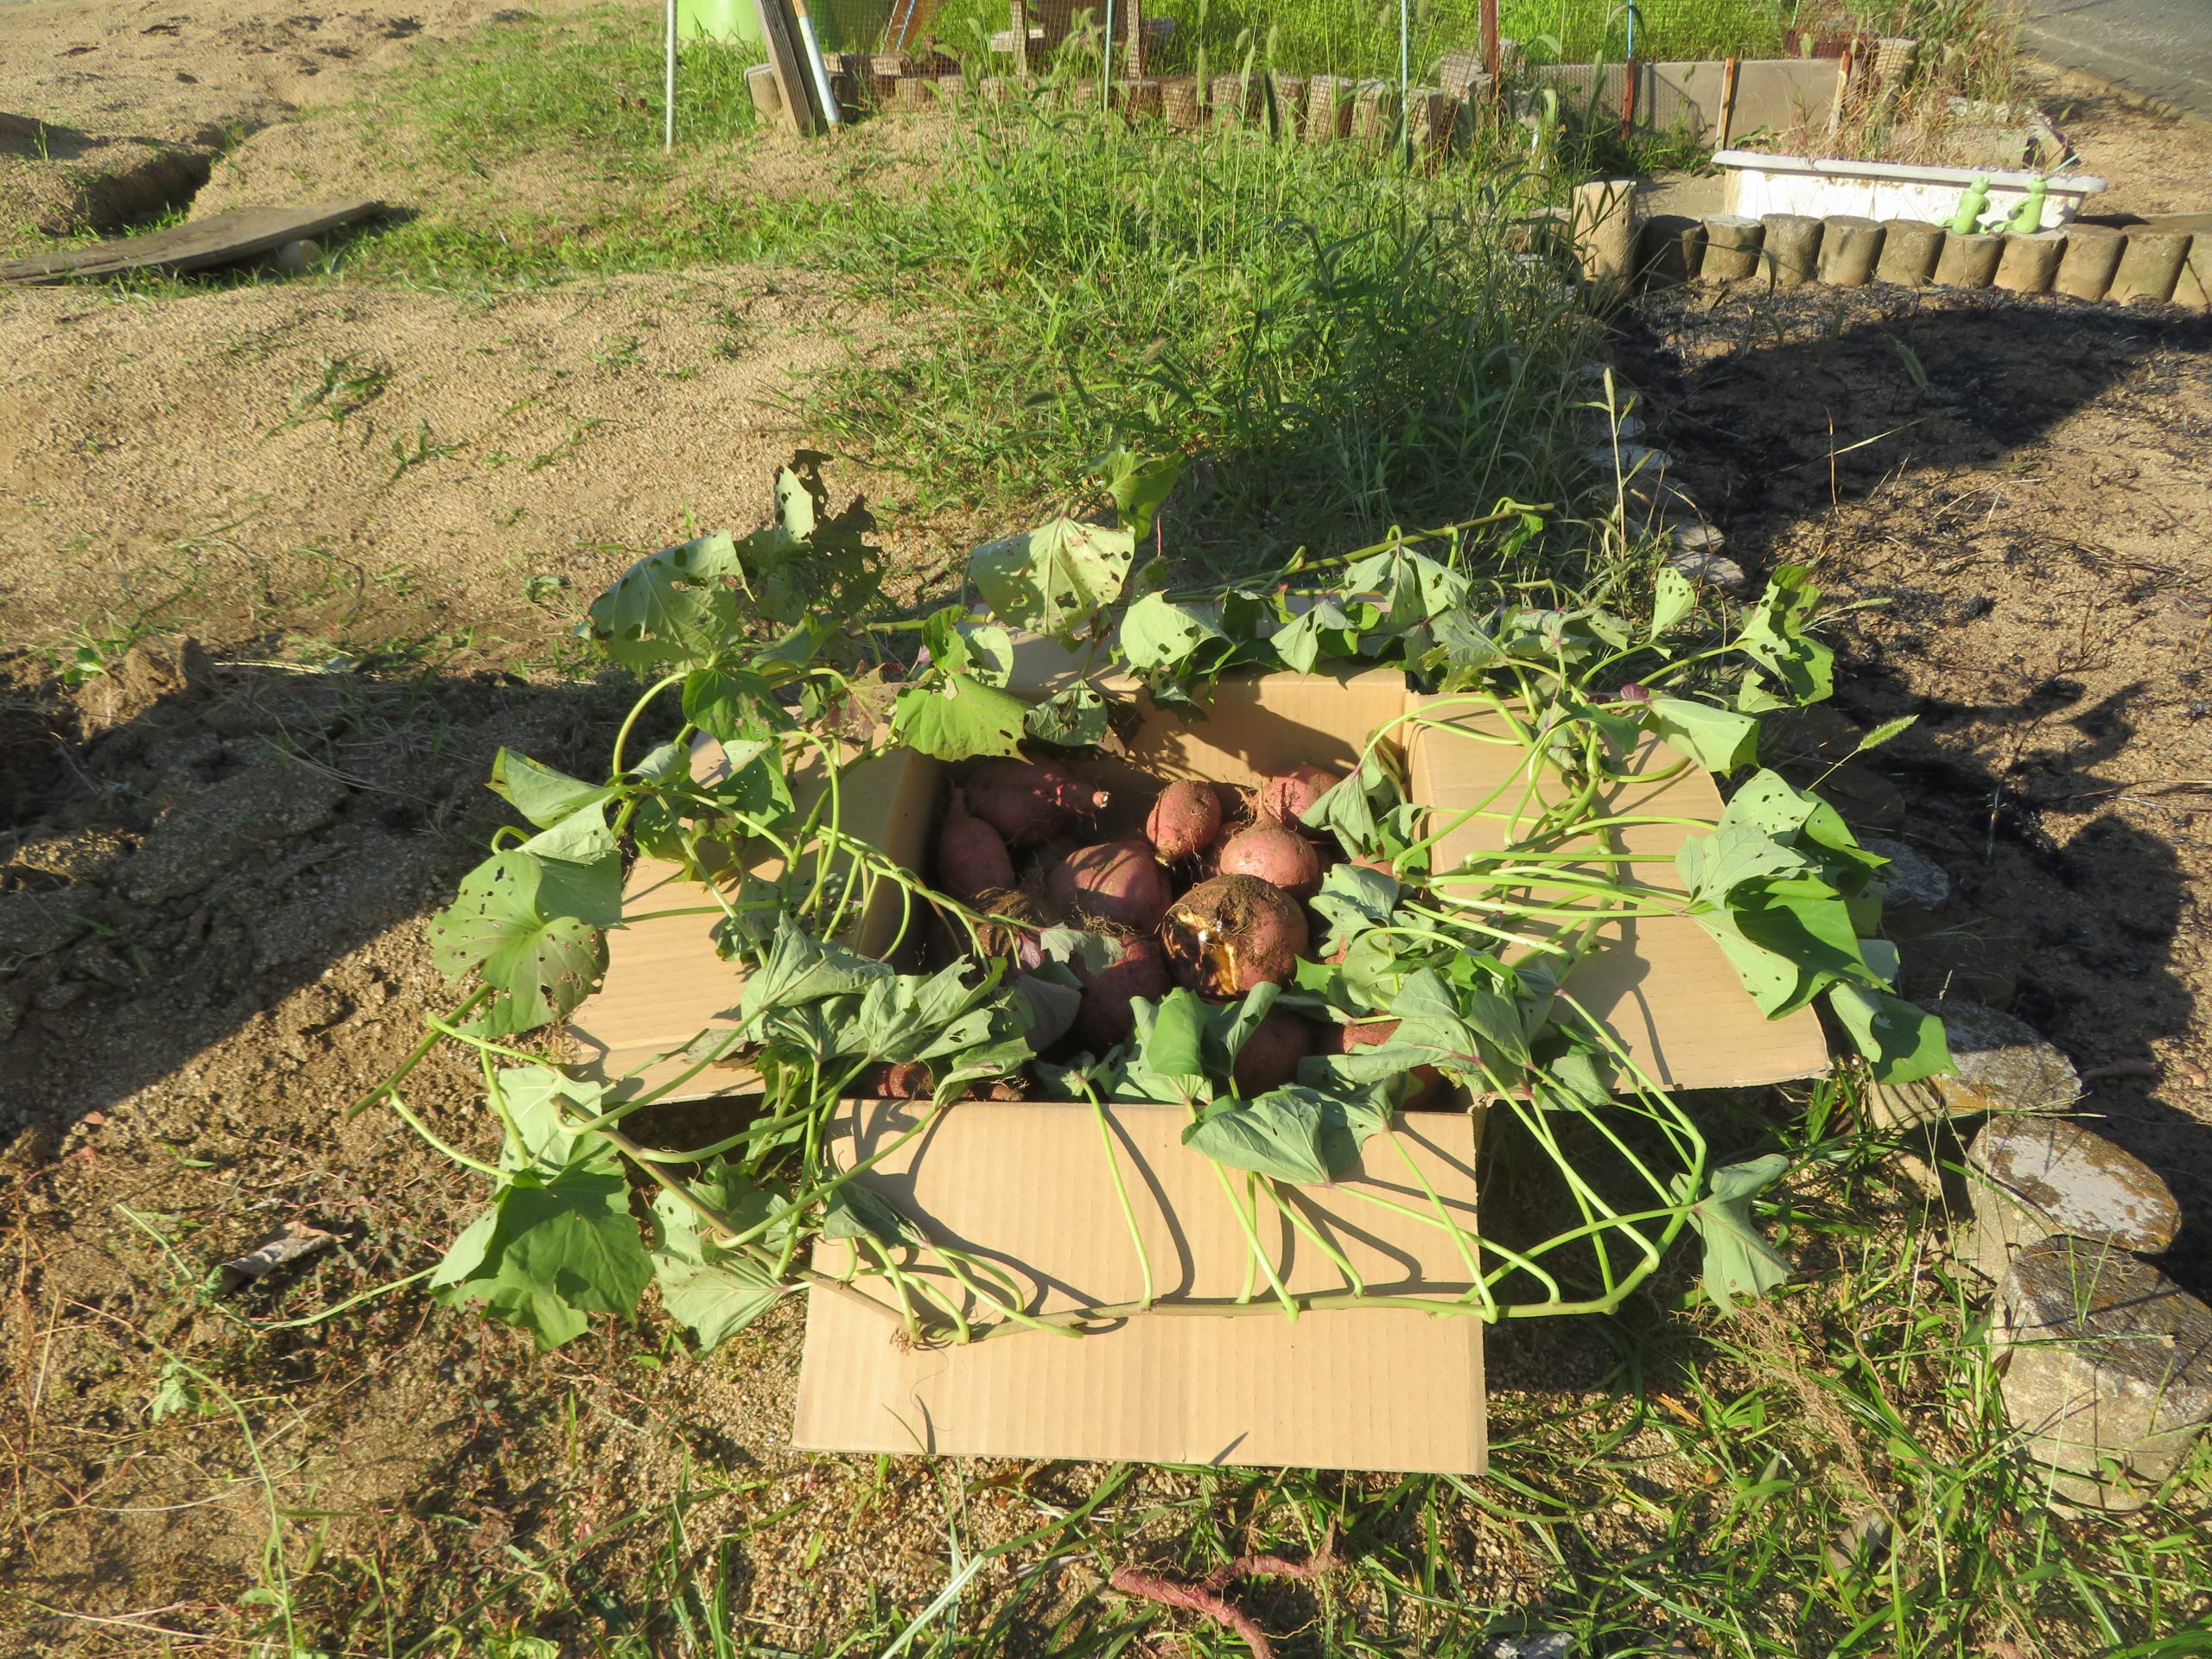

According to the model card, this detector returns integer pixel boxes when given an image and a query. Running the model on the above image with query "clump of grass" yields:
[804,98,1599,565]
[369,6,760,166]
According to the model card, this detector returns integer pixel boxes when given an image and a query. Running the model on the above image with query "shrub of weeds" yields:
[810,99,1601,564]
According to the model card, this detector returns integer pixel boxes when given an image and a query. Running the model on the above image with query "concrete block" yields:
[1929,1001,2081,1118]
[1729,58,1845,137]
[2054,224,2125,301]
[1573,179,1638,283]
[1961,1116,2180,1282]
[1993,230,2067,294]
[1996,1240,2212,1510]
[1875,219,1944,286]
[2174,234,2210,310]
[1639,213,1707,286]
[1762,213,1822,286]
[2109,230,2190,304]
[1934,232,2004,288]
[1816,215,1885,285]
[1700,213,1764,281]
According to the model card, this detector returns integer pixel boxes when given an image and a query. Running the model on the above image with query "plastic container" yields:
[1713,149,2107,232]
[677,0,764,51]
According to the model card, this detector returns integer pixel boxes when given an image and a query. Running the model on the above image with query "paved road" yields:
[2025,0,2212,119]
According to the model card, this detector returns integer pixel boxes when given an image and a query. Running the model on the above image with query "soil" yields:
[3,4,2212,1652]
[0,0,611,241]
[1616,282,2212,1288]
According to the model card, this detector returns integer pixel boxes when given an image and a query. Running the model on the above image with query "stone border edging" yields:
[1577,184,2212,308]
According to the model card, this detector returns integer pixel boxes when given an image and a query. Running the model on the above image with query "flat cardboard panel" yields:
[794,1100,1487,1471]
[1407,700,1830,1090]
[569,739,938,1099]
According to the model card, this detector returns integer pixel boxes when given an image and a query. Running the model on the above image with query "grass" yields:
[798,92,1600,563]
[56,1074,2204,1657]
[919,0,2018,86]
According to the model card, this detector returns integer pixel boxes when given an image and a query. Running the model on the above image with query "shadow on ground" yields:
[1618,284,2212,1294]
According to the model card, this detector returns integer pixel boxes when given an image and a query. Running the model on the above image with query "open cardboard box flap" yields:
[565,651,1829,1471]
[570,662,1826,1099]
[792,1098,1487,1472]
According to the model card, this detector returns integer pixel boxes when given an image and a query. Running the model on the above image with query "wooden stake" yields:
[753,0,822,133]
[1480,0,1499,82]
[1715,55,1738,148]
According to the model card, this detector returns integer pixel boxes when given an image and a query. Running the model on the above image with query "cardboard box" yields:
[569,652,1828,1474]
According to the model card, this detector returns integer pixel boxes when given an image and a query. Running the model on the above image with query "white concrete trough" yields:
[1713,150,2107,232]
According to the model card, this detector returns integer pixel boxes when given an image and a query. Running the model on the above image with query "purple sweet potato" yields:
[938,787,1015,901]
[1334,1019,1446,1109]
[1160,874,1309,998]
[1255,763,1341,832]
[1071,935,1172,1052]
[965,757,1110,848]
[1146,779,1224,863]
[1231,1008,1314,1096]
[1047,839,1173,931]
[1216,821,1324,899]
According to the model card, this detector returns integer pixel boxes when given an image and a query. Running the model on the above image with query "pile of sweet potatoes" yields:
[925,753,1419,1101]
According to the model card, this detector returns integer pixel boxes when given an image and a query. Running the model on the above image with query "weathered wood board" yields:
[0,199,385,285]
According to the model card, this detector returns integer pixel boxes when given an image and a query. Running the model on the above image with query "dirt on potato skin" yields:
[1618,282,2212,1289]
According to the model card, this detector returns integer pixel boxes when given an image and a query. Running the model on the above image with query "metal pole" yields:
[664,0,677,151]
[1398,0,1409,165]
[1103,0,1116,111]
[789,0,842,128]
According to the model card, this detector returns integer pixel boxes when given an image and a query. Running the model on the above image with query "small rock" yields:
[1667,544,1748,594]
[1995,1239,2212,1511]
[1862,836,1952,936]
[1489,1636,1573,1659]
[274,236,321,274]
[69,637,213,736]
[1666,515,1725,553]
[1962,1117,2179,1282]
[0,889,88,958]
[1930,1001,2081,1118]
[1821,1504,1891,1577]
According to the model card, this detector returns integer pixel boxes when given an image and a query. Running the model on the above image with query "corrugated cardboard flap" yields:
[1406,699,1830,1090]
[794,1100,1487,1473]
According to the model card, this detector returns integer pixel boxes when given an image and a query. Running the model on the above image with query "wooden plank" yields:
[0,199,385,286]
[753,0,822,135]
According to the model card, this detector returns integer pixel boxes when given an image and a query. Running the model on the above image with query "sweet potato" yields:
[1145,779,1223,864]
[1047,839,1173,932]
[1216,822,1324,899]
[1334,1019,1446,1108]
[1255,764,1340,832]
[938,787,1015,901]
[965,757,1110,848]
[1071,935,1172,1051]
[1160,874,1309,998]
[1231,1008,1313,1096]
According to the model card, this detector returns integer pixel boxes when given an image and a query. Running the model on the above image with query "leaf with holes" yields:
[968,518,1134,639]
[889,671,1029,761]
[586,532,746,673]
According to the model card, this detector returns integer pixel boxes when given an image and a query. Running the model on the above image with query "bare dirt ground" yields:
[1618,285,2212,1287]
[0,0,608,241]
[2,7,2211,1652]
